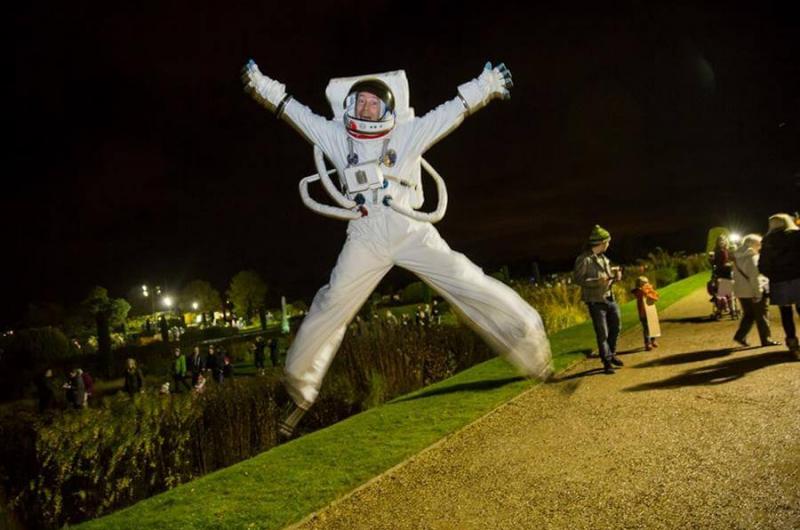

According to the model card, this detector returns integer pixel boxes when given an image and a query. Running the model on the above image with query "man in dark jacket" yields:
[189,345,206,387]
[573,225,624,374]
[123,358,145,396]
[253,336,267,376]
[64,368,86,409]
[35,368,57,412]
[269,337,280,367]
[760,213,800,355]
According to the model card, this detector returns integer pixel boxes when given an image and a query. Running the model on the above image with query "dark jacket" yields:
[190,352,206,373]
[66,373,85,408]
[35,373,56,412]
[760,230,800,283]
[124,368,144,395]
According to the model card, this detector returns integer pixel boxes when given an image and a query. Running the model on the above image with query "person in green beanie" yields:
[573,225,624,374]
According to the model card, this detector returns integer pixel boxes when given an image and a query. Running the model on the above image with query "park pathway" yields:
[295,287,800,529]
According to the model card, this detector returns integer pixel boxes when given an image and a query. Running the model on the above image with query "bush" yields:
[400,281,432,304]
[5,378,281,529]
[0,327,79,400]
[0,247,713,527]
[652,267,679,288]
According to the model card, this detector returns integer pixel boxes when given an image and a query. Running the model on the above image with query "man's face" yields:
[356,91,382,121]
[593,240,610,254]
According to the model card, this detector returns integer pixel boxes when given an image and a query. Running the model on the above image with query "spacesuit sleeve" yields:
[242,60,339,154]
[280,98,340,154]
[411,98,468,153]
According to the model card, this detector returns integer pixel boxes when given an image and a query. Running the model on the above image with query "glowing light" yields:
[163,296,173,308]
[729,233,741,243]
[192,302,199,310]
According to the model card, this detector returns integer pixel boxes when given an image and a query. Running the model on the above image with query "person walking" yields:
[123,358,145,396]
[759,213,800,355]
[189,345,206,387]
[253,336,267,376]
[732,234,780,348]
[63,368,85,409]
[80,368,94,407]
[268,337,280,367]
[34,368,56,413]
[573,225,624,374]
[172,347,189,393]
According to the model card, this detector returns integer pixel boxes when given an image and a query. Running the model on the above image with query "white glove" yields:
[457,61,513,113]
[477,61,513,100]
[241,59,287,111]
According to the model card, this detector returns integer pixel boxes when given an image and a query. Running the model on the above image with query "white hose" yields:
[384,157,448,223]
[299,175,361,220]
[313,145,355,209]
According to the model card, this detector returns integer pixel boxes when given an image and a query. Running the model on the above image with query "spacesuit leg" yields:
[284,233,393,409]
[394,224,552,380]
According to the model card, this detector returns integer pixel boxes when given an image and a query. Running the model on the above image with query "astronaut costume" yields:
[243,61,552,436]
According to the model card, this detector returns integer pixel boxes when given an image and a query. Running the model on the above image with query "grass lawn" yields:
[78,272,709,530]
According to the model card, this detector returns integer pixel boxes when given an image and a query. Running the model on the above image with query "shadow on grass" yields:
[391,376,526,403]
[624,351,796,392]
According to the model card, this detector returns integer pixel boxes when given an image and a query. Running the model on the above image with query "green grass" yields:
[78,272,709,530]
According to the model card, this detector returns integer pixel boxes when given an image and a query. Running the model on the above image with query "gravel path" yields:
[294,288,800,529]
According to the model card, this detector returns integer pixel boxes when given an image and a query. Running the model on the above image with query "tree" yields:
[82,287,131,377]
[110,298,131,331]
[180,280,222,325]
[227,271,268,324]
[83,287,113,377]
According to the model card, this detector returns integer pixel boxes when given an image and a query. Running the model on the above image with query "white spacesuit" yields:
[243,61,552,436]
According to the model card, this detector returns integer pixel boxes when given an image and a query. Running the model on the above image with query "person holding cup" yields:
[573,225,624,374]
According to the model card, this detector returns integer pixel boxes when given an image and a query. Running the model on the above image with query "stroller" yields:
[707,271,740,320]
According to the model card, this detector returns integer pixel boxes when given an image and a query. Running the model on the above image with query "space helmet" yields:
[343,79,396,138]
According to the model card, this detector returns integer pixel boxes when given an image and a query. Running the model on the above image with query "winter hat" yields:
[588,225,611,245]
[768,213,799,233]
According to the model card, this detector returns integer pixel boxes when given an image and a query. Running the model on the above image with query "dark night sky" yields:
[7,1,799,326]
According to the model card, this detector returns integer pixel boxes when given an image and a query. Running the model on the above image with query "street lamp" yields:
[142,284,154,315]
[192,302,199,311]
[163,296,173,308]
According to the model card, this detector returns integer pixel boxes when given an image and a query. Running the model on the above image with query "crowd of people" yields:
[727,213,800,353]
[574,212,800,376]
[32,335,288,411]
[31,215,798,411]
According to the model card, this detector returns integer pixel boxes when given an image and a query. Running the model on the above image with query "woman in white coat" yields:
[732,234,779,347]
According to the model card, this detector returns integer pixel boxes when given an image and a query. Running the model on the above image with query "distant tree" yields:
[227,271,268,324]
[180,280,222,326]
[110,298,131,332]
[80,288,130,376]
[0,326,74,400]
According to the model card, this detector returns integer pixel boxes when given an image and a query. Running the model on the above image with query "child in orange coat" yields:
[631,276,660,350]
